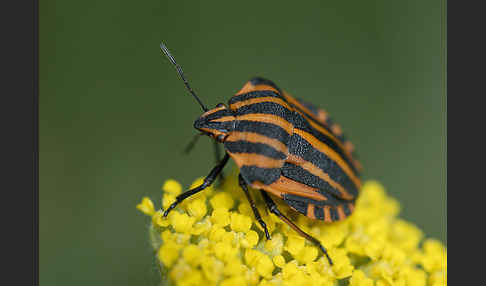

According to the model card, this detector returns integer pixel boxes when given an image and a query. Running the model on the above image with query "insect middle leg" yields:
[163,153,230,217]
[238,174,271,239]
[260,191,334,265]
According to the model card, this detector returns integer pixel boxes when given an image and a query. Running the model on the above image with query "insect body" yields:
[160,43,362,265]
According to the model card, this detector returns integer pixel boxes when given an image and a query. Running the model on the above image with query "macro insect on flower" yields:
[159,42,363,265]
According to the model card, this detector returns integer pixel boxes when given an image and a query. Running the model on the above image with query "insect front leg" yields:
[163,153,230,217]
[238,174,271,240]
[260,191,334,266]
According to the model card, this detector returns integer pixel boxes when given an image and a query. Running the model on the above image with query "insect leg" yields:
[238,174,271,239]
[163,153,230,217]
[260,191,333,266]
[183,133,203,154]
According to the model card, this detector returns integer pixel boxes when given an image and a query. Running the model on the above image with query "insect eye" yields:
[217,134,226,142]
[216,103,225,108]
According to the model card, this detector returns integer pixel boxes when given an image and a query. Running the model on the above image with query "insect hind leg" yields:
[163,154,229,217]
[238,174,271,239]
[260,191,333,266]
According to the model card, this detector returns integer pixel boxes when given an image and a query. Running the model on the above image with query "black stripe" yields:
[249,77,282,92]
[282,194,326,207]
[234,120,290,145]
[225,141,287,160]
[292,113,359,175]
[329,208,339,221]
[288,134,359,197]
[230,90,281,105]
[282,194,309,214]
[234,102,294,121]
[342,204,352,216]
[281,162,352,200]
[314,206,324,220]
[239,166,281,185]
[297,98,321,116]
[203,109,234,121]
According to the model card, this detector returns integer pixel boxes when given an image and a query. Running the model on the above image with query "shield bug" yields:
[159,42,362,265]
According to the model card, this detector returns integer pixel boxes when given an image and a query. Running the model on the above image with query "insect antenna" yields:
[160,42,209,112]
[183,133,203,154]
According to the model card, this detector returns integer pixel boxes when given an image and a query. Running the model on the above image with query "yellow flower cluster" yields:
[137,172,447,286]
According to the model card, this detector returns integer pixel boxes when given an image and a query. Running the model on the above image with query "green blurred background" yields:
[40,0,445,285]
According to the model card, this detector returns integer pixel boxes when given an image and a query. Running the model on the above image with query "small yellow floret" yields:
[264,233,284,256]
[284,235,305,256]
[152,210,170,227]
[256,254,274,278]
[170,212,196,234]
[136,197,155,216]
[182,244,204,267]
[242,230,259,248]
[186,198,207,220]
[230,212,253,233]
[158,241,182,267]
[273,255,286,268]
[211,208,231,226]
[295,246,318,264]
[349,269,374,286]
[210,192,234,210]
[162,179,183,195]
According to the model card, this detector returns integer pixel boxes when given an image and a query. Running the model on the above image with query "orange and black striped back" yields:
[225,77,362,222]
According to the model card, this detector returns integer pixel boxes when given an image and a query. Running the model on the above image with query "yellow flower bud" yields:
[186,198,207,220]
[136,197,155,216]
[210,208,231,226]
[230,212,252,233]
[162,179,182,196]
[209,192,234,210]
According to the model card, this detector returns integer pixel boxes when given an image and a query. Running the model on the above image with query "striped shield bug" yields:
[159,42,362,265]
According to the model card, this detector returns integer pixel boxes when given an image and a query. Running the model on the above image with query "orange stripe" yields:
[294,128,361,189]
[344,141,355,153]
[306,204,316,219]
[286,154,354,200]
[198,128,226,139]
[230,96,291,111]
[200,106,226,117]
[331,124,343,137]
[254,176,327,202]
[229,153,283,169]
[347,203,355,213]
[226,131,288,155]
[212,116,237,123]
[235,82,280,96]
[236,113,293,134]
[323,206,332,223]
[317,110,328,124]
[337,205,346,221]
[282,92,329,126]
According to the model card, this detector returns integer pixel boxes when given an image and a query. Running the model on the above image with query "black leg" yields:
[163,154,230,217]
[238,174,271,239]
[260,191,334,266]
